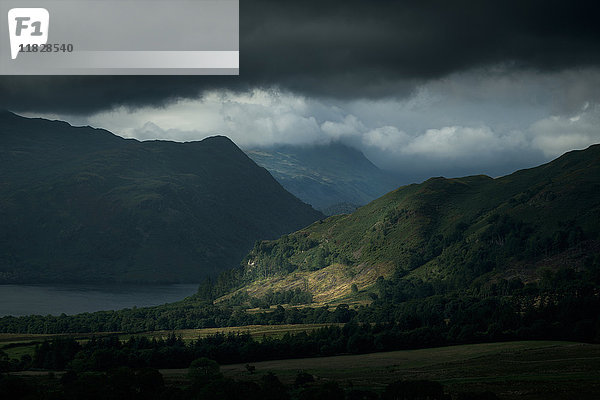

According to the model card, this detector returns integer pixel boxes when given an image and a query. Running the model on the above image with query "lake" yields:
[0,284,198,317]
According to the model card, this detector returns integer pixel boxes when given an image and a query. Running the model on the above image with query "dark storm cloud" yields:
[0,76,235,114]
[2,0,600,113]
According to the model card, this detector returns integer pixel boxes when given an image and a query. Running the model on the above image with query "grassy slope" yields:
[225,144,600,302]
[10,338,600,399]
[219,262,393,304]
[160,341,600,400]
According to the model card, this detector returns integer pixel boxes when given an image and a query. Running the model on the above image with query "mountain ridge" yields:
[213,144,600,304]
[0,112,323,284]
[246,142,398,213]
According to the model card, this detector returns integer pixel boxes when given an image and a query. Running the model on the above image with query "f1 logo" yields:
[8,8,49,60]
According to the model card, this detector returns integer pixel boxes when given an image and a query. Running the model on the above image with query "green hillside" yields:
[246,143,398,213]
[222,144,600,302]
[0,111,323,283]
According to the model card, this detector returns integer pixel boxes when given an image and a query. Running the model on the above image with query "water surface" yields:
[0,284,198,317]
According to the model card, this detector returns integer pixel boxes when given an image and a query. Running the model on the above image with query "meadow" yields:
[4,327,599,399]
[179,341,600,399]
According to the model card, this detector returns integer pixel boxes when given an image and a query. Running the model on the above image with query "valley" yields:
[1,114,598,400]
[2,3,599,398]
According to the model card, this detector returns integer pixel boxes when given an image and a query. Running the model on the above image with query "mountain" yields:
[245,143,398,213]
[320,202,361,216]
[219,144,600,303]
[0,111,323,283]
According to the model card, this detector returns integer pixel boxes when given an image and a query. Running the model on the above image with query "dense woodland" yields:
[1,255,598,340]
[2,274,593,399]
[1,256,598,375]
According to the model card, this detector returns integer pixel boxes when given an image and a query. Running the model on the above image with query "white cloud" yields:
[363,126,409,150]
[22,68,600,180]
[321,114,364,139]
[529,103,600,157]
[402,125,527,159]
[217,91,323,146]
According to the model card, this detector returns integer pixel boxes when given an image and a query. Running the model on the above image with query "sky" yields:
[3,0,600,182]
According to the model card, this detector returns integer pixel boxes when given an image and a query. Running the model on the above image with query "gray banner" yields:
[1,0,239,75]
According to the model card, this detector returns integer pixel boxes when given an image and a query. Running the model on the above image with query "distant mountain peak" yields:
[246,142,398,213]
[200,134,235,144]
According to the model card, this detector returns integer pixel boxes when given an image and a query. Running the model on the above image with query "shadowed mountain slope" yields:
[0,111,323,283]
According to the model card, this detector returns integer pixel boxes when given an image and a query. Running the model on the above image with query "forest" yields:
[2,259,598,376]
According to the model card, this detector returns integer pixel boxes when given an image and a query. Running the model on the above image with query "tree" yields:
[294,371,315,387]
[260,372,290,400]
[188,357,221,386]
[0,350,9,373]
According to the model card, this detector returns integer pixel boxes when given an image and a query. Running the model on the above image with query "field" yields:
[160,341,600,400]
[0,323,342,359]
[4,326,600,399]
